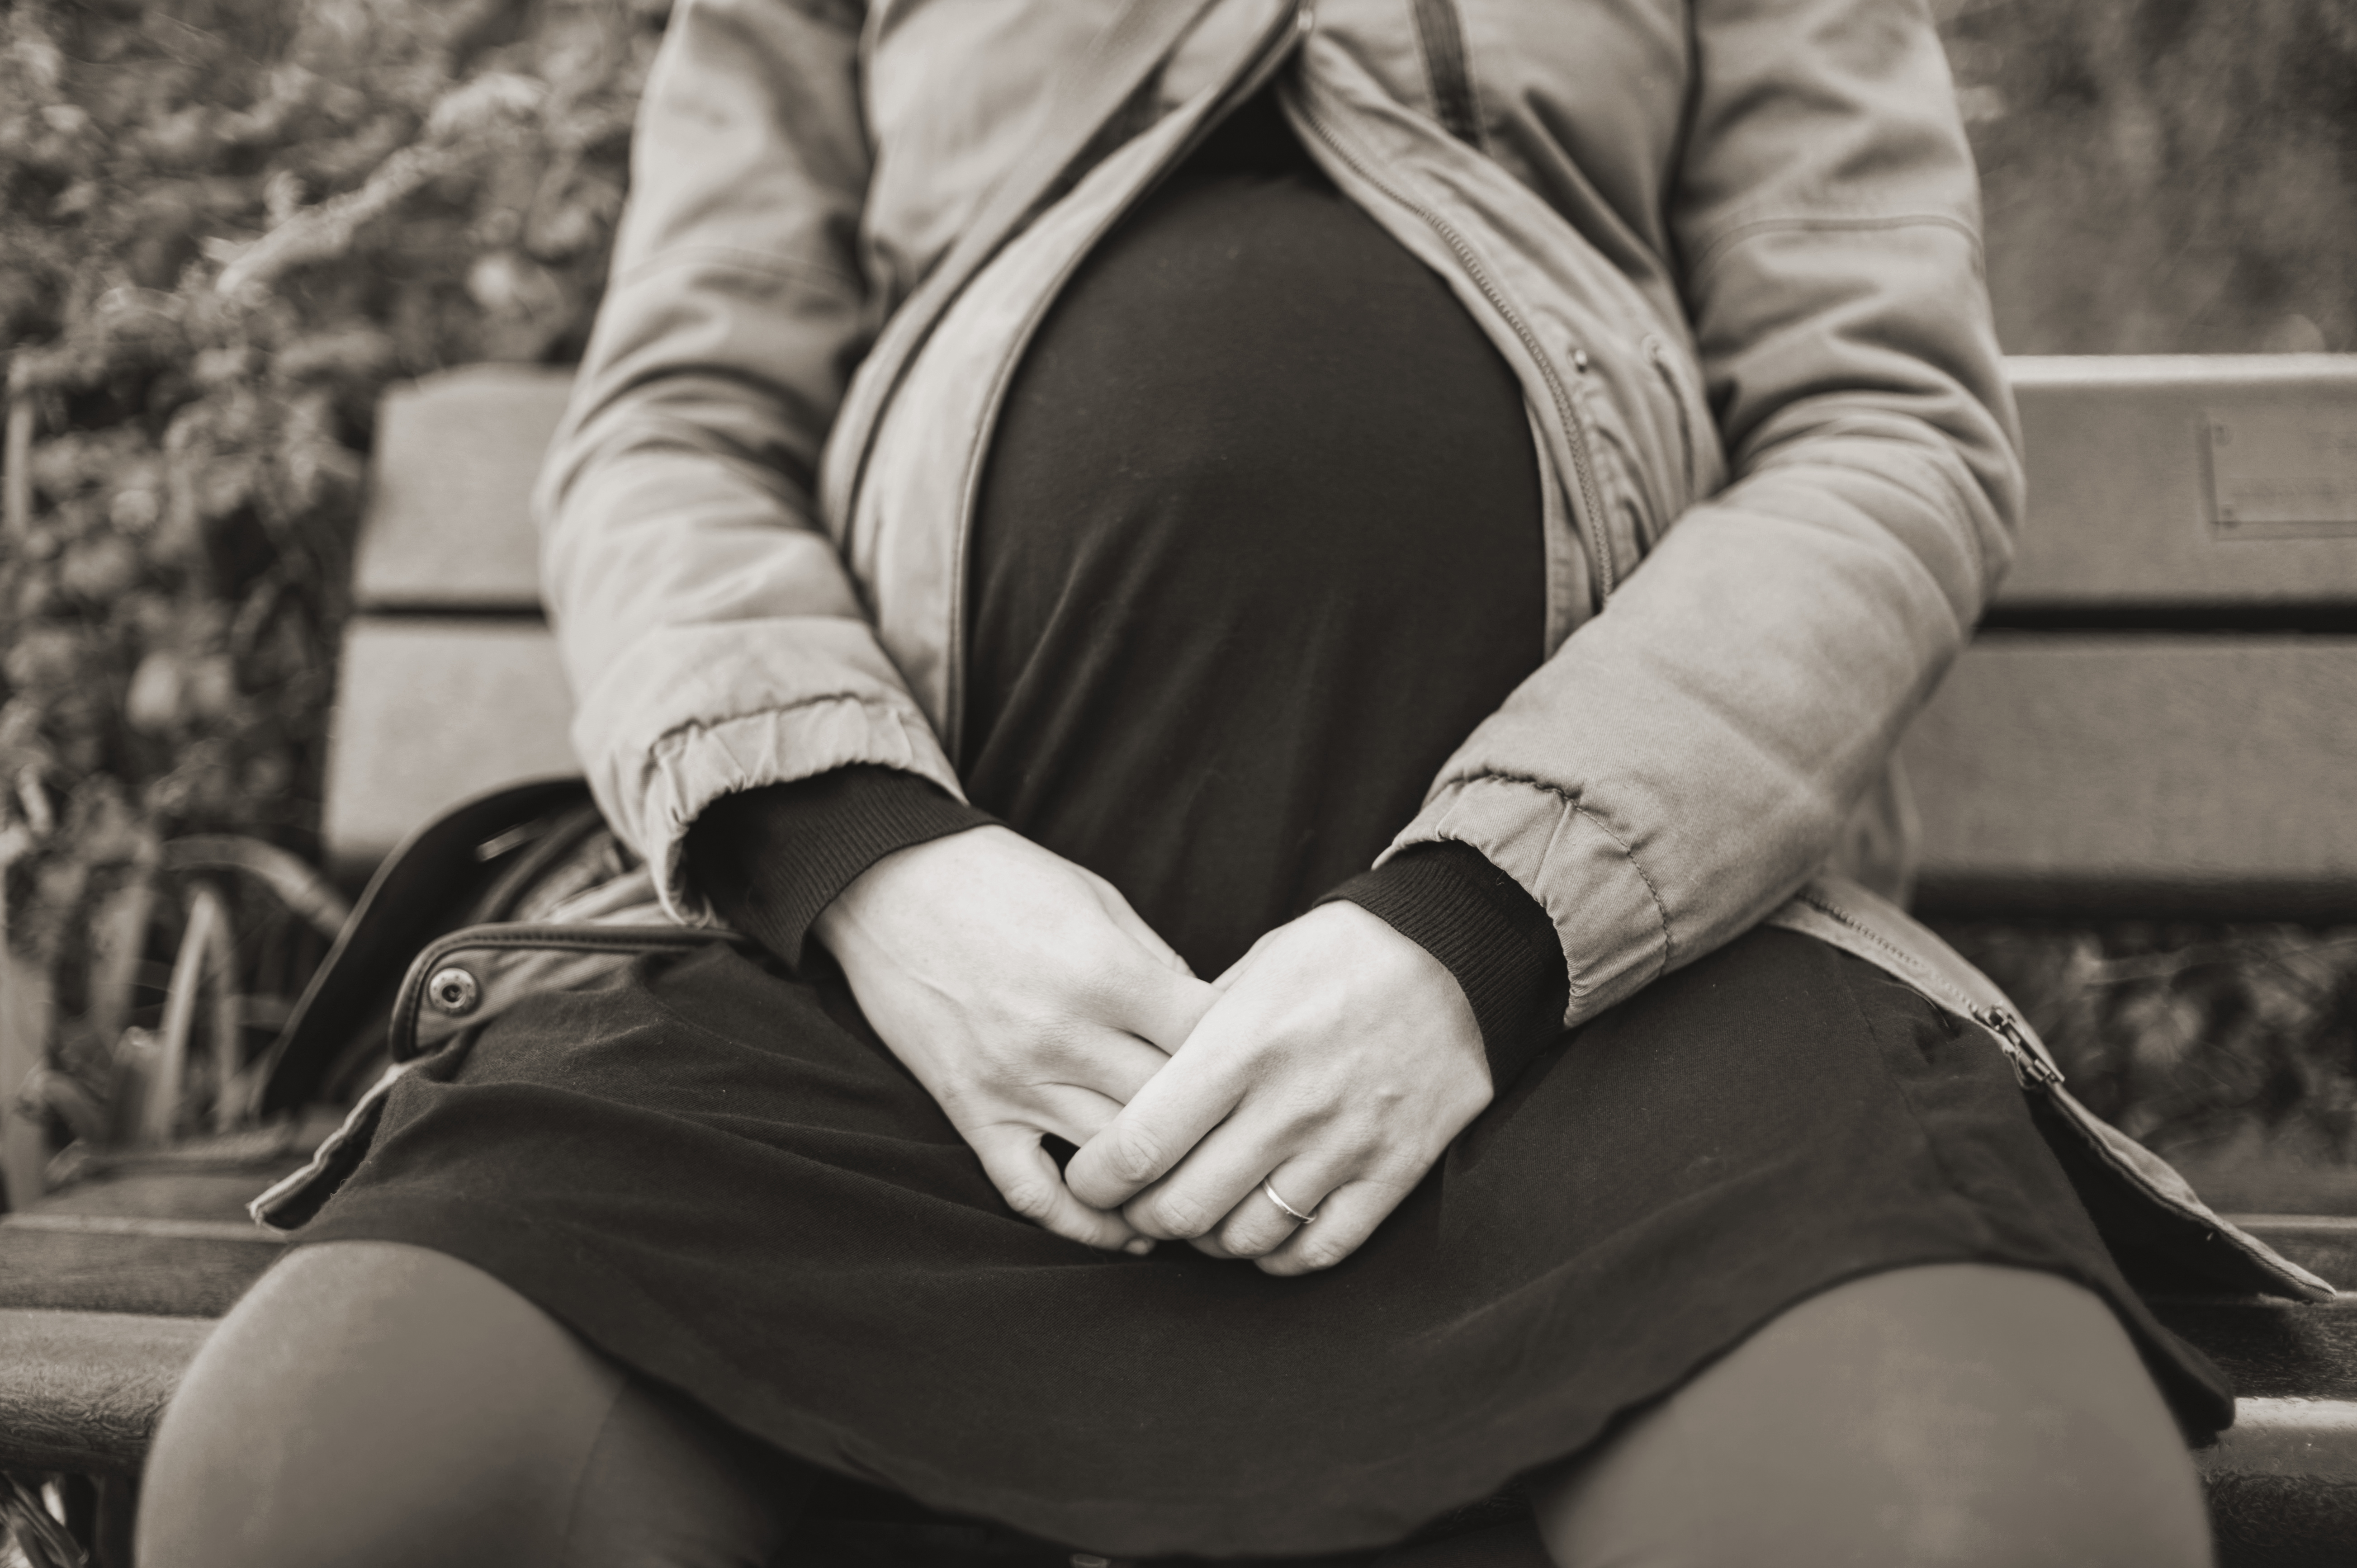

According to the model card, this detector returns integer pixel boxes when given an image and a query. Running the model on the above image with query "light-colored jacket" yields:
[540,0,2018,1034]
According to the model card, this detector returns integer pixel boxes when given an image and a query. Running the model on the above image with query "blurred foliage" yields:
[1945,0,2357,353]
[0,0,2351,1190]
[0,0,660,1167]
[1942,922,2357,1208]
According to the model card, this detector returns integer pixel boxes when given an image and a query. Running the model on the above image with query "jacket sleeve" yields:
[536,0,965,922]
[1391,0,2023,1026]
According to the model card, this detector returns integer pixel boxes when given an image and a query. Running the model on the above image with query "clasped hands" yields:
[811,827,1495,1274]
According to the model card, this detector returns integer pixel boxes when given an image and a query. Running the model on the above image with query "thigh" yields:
[1529,1263,2213,1568]
[137,1240,803,1568]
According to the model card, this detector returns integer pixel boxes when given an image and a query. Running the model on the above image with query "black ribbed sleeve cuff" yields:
[685,766,996,969]
[1320,841,1571,1091]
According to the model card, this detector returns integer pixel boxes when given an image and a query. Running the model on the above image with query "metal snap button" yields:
[1571,348,1591,373]
[426,966,481,1016]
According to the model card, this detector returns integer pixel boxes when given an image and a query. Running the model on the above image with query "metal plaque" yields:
[2207,406,2357,536]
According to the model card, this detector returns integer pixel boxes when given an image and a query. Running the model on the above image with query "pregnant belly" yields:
[961,87,1546,978]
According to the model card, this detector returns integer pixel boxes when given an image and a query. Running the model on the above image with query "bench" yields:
[5,355,2356,1564]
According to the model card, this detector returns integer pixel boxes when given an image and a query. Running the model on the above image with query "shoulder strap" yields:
[823,0,1298,528]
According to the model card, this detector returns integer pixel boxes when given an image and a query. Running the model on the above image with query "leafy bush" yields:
[1946,0,2357,353]
[1,0,658,1170]
[2,0,652,878]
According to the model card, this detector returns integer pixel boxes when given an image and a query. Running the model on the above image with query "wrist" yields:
[691,767,996,969]
[1320,900,1485,1058]
[810,822,1008,953]
[1318,841,1569,1090]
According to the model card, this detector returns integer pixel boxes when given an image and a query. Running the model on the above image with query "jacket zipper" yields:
[1792,888,2066,1091]
[1294,103,1616,606]
[1972,1003,2065,1090]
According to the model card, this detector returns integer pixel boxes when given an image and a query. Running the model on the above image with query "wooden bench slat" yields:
[323,618,2357,915]
[352,364,573,613]
[2,1215,282,1243]
[28,1171,294,1226]
[348,358,2357,615]
[321,619,580,874]
[2199,1397,2357,1568]
[2154,1296,2357,1405]
[0,1230,279,1318]
[2200,1396,2357,1484]
[1903,634,2357,916]
[0,1311,215,1475]
[2003,355,2357,610]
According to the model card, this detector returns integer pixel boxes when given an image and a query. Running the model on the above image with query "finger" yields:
[1104,962,1222,1058]
[1078,866,1193,978]
[1255,1176,1412,1276]
[1070,870,1222,1049]
[1049,1023,1181,1107]
[969,1123,1145,1252]
[1063,1024,1252,1212]
[1119,1107,1313,1244]
[1212,1154,1347,1261]
[1023,1081,1131,1147]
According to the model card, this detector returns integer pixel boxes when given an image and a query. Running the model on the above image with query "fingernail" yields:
[1124,1237,1155,1256]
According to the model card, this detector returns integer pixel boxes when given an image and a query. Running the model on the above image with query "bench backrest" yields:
[329,356,2357,918]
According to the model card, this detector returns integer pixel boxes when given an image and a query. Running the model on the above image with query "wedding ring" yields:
[1262,1180,1316,1225]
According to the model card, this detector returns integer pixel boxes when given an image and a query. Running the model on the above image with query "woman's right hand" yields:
[812,826,1220,1252]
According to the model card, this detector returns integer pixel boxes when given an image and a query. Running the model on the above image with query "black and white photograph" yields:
[1,0,2354,1563]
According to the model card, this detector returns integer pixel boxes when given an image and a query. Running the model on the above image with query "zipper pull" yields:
[1972,1005,2064,1090]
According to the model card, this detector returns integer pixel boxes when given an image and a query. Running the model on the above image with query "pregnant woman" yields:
[141,2,2275,1563]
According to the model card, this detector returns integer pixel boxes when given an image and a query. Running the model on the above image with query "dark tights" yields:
[136,1243,797,1568]
[137,1242,2211,1567]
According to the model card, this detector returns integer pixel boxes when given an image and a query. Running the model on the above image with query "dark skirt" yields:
[297,926,2227,1556]
[294,85,2228,1558]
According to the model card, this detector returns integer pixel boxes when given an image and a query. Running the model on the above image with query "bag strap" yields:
[255,777,597,1115]
[823,0,1300,528]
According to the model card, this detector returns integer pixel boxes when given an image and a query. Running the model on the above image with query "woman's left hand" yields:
[1063,901,1494,1275]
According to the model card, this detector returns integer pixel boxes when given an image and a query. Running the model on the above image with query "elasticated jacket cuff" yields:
[686,766,996,969]
[1320,841,1572,1090]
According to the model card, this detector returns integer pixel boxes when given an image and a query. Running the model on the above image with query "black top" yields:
[691,90,1569,1085]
